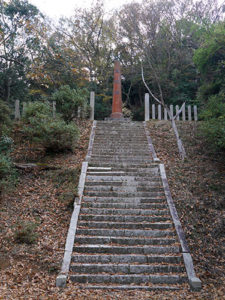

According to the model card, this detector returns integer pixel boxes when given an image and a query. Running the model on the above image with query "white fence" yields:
[144,94,198,121]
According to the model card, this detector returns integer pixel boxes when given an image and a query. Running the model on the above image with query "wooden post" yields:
[145,93,149,121]
[15,100,20,120]
[158,104,162,120]
[152,104,155,119]
[182,105,186,121]
[170,105,173,120]
[176,105,180,120]
[188,105,192,121]
[194,105,198,121]
[90,91,95,120]
[53,101,56,118]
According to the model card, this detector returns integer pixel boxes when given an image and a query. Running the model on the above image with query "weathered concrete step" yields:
[84,191,165,197]
[74,245,180,255]
[75,236,176,246]
[78,221,173,230]
[76,228,175,238]
[79,214,170,223]
[86,176,161,181]
[92,148,150,152]
[81,203,167,210]
[80,208,169,216]
[74,285,181,291]
[72,254,182,264]
[82,197,166,204]
[90,156,151,160]
[84,186,163,193]
[92,152,150,156]
[88,164,159,169]
[70,264,184,274]
[87,170,159,175]
[70,274,186,284]
[85,181,161,186]
[90,160,152,165]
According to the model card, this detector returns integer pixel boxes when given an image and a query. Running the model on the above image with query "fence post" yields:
[145,93,149,121]
[182,105,186,121]
[170,105,173,120]
[158,105,162,120]
[164,107,168,120]
[176,105,180,120]
[77,107,81,118]
[188,105,192,121]
[194,105,198,121]
[90,91,95,120]
[15,100,20,120]
[152,104,155,119]
[53,101,56,118]
[22,102,27,116]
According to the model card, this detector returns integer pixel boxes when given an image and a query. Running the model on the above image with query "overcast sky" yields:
[29,0,139,19]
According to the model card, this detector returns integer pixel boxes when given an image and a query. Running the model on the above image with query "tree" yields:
[0,0,44,103]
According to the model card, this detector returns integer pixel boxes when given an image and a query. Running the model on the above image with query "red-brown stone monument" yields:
[111,60,123,119]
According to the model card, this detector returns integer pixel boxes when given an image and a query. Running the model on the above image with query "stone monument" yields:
[111,60,123,119]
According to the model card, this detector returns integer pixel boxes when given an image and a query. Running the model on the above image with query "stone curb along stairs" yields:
[56,120,201,291]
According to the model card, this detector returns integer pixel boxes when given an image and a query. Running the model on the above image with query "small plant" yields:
[14,222,38,245]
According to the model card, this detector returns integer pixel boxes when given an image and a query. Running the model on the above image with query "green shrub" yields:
[0,153,17,194]
[14,222,38,244]
[22,101,79,152]
[0,135,14,154]
[52,85,89,122]
[200,94,225,150]
[41,120,79,152]
[0,100,12,135]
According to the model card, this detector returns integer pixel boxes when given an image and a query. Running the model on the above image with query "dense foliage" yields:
[0,0,224,148]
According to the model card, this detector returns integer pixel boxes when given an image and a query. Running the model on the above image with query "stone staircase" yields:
[68,121,189,290]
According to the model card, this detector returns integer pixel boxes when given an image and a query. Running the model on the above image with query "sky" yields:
[29,0,139,20]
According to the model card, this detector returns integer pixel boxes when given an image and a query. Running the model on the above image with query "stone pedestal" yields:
[111,61,123,119]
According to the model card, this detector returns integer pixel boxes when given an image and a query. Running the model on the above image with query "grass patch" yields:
[14,222,38,245]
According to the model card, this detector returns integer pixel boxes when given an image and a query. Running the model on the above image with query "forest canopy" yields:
[0,0,225,146]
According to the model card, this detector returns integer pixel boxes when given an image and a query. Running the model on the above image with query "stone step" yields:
[87,165,157,171]
[73,285,181,291]
[81,203,167,210]
[70,274,186,285]
[78,221,173,230]
[79,214,171,223]
[84,191,165,197]
[86,170,159,175]
[72,254,182,264]
[86,176,161,181]
[80,208,169,216]
[75,236,176,246]
[90,160,152,165]
[91,155,151,159]
[84,186,163,193]
[76,228,175,238]
[70,264,184,274]
[73,245,180,255]
[82,197,166,204]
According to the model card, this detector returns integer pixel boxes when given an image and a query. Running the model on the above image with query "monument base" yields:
[110,112,124,119]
